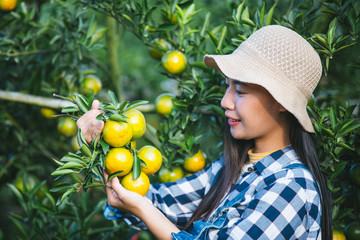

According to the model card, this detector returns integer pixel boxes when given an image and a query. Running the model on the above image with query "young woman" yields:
[78,25,332,239]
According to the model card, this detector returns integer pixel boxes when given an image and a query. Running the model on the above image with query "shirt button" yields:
[247,167,254,172]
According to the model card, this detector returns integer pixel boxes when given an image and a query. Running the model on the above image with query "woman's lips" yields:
[227,118,240,126]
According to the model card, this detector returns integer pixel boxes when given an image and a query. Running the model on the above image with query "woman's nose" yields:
[221,90,235,110]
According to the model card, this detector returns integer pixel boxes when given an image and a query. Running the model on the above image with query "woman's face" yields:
[221,78,288,149]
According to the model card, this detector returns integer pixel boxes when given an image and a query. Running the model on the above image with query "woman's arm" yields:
[105,172,180,240]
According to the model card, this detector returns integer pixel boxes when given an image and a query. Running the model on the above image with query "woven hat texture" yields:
[204,25,322,132]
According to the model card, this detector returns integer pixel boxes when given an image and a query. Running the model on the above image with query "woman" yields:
[78,25,332,239]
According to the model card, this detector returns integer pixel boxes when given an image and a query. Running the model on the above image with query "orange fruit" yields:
[183,150,206,173]
[148,38,171,60]
[71,136,80,151]
[161,50,187,75]
[102,120,133,147]
[155,93,173,116]
[15,175,37,193]
[138,145,162,175]
[40,108,56,119]
[159,167,184,183]
[124,109,146,139]
[15,174,48,199]
[58,117,77,137]
[105,148,133,177]
[83,75,102,95]
[0,0,16,11]
[333,229,346,240]
[121,171,150,196]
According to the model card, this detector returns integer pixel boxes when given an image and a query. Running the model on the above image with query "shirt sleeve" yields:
[218,176,321,239]
[103,158,224,229]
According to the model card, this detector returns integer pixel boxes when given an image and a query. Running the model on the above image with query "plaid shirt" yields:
[104,146,321,239]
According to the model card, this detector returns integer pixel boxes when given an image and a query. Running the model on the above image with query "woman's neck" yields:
[253,131,290,153]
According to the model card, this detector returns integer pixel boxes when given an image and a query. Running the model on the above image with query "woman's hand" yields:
[76,100,104,144]
[105,171,151,216]
[105,171,180,240]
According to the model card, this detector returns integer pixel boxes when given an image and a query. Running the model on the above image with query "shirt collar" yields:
[253,146,301,175]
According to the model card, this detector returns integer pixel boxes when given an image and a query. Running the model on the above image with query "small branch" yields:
[0,49,54,57]
[0,90,155,112]
[0,90,75,109]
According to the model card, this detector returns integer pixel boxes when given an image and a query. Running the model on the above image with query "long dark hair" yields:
[184,115,332,239]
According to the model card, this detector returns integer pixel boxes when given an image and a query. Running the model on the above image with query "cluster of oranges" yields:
[103,108,162,196]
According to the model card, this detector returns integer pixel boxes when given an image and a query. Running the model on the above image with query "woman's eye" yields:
[236,90,244,95]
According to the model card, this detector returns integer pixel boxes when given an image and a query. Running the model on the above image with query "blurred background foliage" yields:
[0,0,359,239]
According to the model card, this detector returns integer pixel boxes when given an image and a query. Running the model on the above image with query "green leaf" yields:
[108,90,119,107]
[124,100,149,111]
[259,1,265,26]
[80,144,92,157]
[329,108,337,129]
[32,204,53,214]
[240,18,256,27]
[211,105,225,117]
[265,1,277,26]
[77,129,89,148]
[74,93,90,113]
[217,26,227,51]
[86,15,97,40]
[206,30,218,47]
[334,41,357,52]
[9,215,27,237]
[85,182,104,188]
[118,101,130,112]
[109,113,128,122]
[133,154,141,181]
[200,12,210,37]
[50,183,74,192]
[332,161,347,178]
[51,169,78,176]
[327,18,337,46]
[337,141,355,151]
[241,6,250,20]
[7,183,24,203]
[122,13,134,24]
[56,185,78,205]
[235,2,244,22]
[107,171,123,182]
[61,153,86,163]
[100,139,110,155]
[59,161,85,170]
[89,27,108,47]
[314,33,327,47]
[338,121,360,137]
[61,106,79,113]
[52,158,64,166]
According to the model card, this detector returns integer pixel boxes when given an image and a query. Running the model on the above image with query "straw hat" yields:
[204,25,322,133]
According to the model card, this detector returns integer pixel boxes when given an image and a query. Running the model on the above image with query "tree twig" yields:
[0,90,155,112]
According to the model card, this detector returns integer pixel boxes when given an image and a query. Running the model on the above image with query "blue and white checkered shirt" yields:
[104,146,321,239]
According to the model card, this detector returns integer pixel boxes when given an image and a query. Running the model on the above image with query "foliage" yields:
[1,0,360,239]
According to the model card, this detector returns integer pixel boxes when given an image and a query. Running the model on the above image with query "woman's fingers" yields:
[91,99,101,110]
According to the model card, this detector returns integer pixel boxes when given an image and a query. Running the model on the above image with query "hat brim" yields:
[204,43,314,133]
